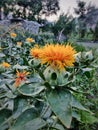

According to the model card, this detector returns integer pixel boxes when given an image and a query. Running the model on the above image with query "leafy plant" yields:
[0,31,98,130]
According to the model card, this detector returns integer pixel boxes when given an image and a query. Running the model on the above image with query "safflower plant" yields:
[0,32,98,130]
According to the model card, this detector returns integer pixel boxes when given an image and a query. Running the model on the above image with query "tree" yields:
[0,0,60,21]
[74,0,86,19]
[86,2,96,13]
[0,0,15,19]
[74,0,87,38]
[90,22,98,42]
[74,1,98,39]
[52,13,73,41]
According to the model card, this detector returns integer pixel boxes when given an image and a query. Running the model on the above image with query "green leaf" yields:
[24,118,46,130]
[0,109,12,125]
[13,64,28,70]
[0,53,5,57]
[18,84,45,97]
[82,68,93,72]
[46,90,72,128]
[13,98,30,119]
[85,51,93,60]
[29,59,40,67]
[38,70,45,80]
[10,108,38,130]
[0,66,5,73]
[82,68,94,78]
[72,111,80,121]
[80,111,98,124]
[52,123,66,130]
[0,109,12,130]
[43,66,55,81]
[0,88,6,98]
[41,105,52,119]
[72,96,91,113]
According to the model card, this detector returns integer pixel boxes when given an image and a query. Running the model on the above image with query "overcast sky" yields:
[60,0,98,15]
[47,0,98,21]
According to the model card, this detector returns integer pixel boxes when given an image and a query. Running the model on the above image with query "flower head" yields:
[30,45,41,58]
[14,70,29,87]
[38,44,76,71]
[10,33,17,38]
[0,47,2,51]
[26,38,34,43]
[17,42,22,47]
[1,62,10,68]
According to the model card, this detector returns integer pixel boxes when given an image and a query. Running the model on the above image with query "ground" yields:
[77,42,98,48]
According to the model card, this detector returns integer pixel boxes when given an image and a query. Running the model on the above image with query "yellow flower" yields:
[1,62,10,68]
[14,70,29,87]
[0,47,2,51]
[17,42,22,46]
[38,44,76,71]
[30,45,42,58]
[10,33,17,38]
[26,38,34,43]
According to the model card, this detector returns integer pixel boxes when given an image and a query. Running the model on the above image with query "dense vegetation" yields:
[0,0,98,130]
[0,27,98,130]
[0,0,60,21]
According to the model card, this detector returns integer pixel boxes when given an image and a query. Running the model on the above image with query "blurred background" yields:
[0,0,98,44]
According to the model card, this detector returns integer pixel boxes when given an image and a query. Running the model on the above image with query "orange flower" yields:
[17,42,22,47]
[10,33,17,38]
[30,45,41,58]
[14,70,29,87]
[1,62,10,68]
[38,44,76,71]
[26,38,34,43]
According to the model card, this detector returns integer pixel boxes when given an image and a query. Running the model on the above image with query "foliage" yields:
[52,13,73,41]
[90,22,98,42]
[74,0,86,18]
[0,30,98,130]
[74,1,98,39]
[0,0,60,21]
